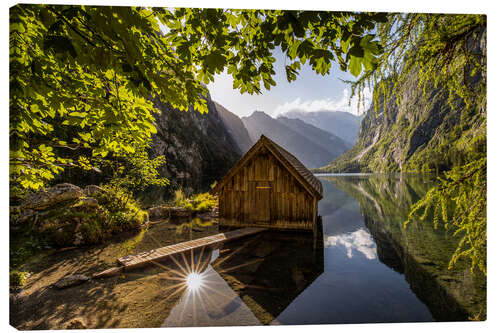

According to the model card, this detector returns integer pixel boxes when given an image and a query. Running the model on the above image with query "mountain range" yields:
[280,110,362,145]
[143,96,364,202]
[316,69,486,173]
[241,111,351,169]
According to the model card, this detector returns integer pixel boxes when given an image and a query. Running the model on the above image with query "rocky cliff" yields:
[213,101,253,153]
[317,71,486,173]
[149,92,241,201]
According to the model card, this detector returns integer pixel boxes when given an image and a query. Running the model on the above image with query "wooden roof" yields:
[212,135,323,199]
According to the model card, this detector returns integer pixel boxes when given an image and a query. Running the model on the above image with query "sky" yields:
[207,48,372,118]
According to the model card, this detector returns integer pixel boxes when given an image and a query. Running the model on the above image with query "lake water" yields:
[161,174,486,326]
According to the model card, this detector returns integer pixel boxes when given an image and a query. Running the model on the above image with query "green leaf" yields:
[348,56,362,76]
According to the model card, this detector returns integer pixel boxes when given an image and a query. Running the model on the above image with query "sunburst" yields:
[122,228,273,326]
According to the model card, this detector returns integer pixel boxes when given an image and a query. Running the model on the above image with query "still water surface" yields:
[161,174,486,326]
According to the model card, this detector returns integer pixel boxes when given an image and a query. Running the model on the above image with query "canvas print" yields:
[9,3,486,329]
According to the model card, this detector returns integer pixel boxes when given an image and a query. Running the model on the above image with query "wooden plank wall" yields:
[219,149,317,230]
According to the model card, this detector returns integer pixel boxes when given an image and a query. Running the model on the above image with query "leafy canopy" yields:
[10,5,387,190]
[350,13,486,116]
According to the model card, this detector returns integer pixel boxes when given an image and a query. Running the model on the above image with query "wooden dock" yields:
[116,227,266,269]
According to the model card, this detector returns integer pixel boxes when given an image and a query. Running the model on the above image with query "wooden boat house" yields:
[212,135,322,232]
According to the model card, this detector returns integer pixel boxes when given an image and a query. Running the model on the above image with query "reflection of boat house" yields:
[212,135,323,232]
[162,231,324,327]
[214,231,324,324]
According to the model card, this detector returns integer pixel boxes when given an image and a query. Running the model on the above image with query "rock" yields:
[196,211,213,220]
[148,205,192,220]
[169,207,191,218]
[80,197,99,207]
[53,274,89,289]
[147,205,170,221]
[66,317,87,329]
[84,185,105,197]
[10,206,38,227]
[22,183,84,211]
[17,208,37,224]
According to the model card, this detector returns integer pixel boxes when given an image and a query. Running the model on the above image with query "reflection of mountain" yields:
[326,175,486,321]
[213,231,324,324]
[317,176,367,236]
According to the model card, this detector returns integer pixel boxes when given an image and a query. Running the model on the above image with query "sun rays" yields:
[115,228,280,326]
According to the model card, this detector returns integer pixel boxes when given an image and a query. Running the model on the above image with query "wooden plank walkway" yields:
[117,227,266,269]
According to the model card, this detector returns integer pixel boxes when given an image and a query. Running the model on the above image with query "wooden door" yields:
[251,181,272,223]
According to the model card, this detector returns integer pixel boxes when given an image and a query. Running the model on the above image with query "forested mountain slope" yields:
[149,93,241,200]
[316,71,486,173]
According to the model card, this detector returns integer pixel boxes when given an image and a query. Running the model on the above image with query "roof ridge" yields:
[212,134,323,199]
[260,135,322,198]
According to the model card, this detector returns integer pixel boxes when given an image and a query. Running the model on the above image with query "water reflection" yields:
[272,177,433,325]
[156,174,485,326]
[324,174,486,321]
[326,228,377,260]
[162,230,324,326]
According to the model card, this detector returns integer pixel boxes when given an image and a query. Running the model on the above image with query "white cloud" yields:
[272,87,372,117]
[325,228,377,260]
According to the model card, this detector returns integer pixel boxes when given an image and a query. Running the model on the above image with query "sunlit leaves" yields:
[162,8,387,94]
[10,5,387,190]
[405,157,486,276]
[348,56,362,77]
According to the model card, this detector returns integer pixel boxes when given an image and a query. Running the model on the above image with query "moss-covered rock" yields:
[12,183,149,249]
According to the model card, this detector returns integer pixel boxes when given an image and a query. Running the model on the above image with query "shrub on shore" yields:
[174,189,218,213]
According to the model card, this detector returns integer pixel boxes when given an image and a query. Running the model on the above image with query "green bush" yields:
[20,183,150,247]
[78,184,148,244]
[191,192,218,212]
[173,190,218,213]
